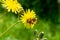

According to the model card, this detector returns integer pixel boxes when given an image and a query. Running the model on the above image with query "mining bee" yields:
[27,18,37,24]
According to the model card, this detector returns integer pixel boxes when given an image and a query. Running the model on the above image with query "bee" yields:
[27,18,37,24]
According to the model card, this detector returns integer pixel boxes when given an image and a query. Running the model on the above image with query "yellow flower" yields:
[20,9,37,29]
[2,0,23,14]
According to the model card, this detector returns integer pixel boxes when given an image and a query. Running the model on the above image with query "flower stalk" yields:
[0,21,19,37]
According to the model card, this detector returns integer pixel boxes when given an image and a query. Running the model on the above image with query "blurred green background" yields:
[0,0,60,40]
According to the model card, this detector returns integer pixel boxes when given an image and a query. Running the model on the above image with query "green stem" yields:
[0,11,7,19]
[0,21,19,37]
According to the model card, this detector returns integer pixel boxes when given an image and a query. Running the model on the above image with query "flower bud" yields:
[34,29,37,36]
[39,32,44,39]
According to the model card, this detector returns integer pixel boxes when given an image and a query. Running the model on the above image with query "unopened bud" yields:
[34,29,37,36]
[39,32,44,39]
[36,38,39,40]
